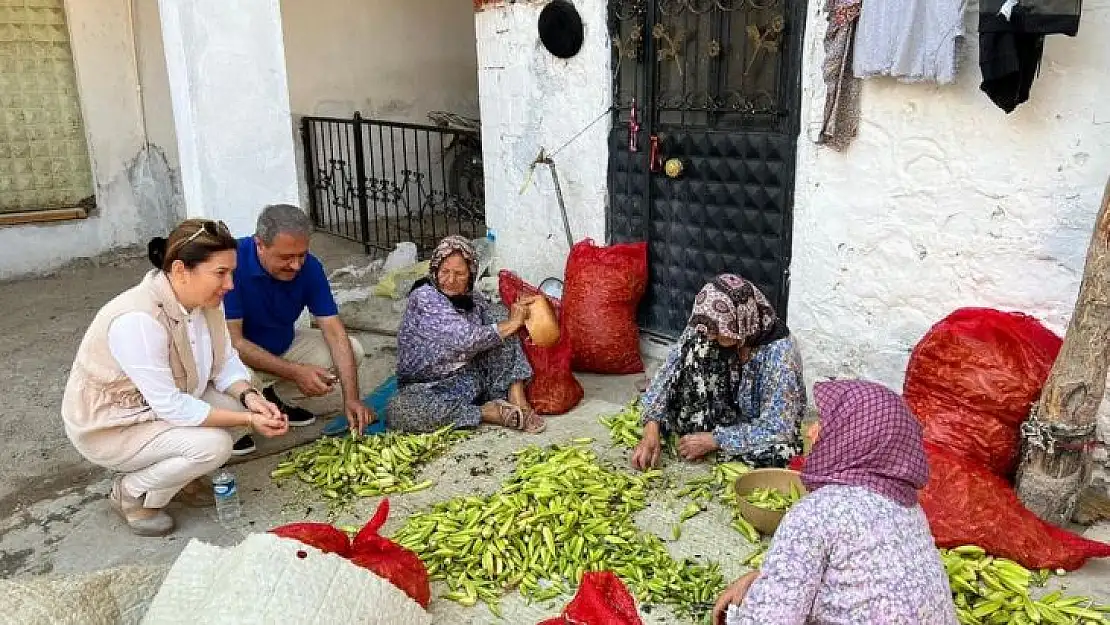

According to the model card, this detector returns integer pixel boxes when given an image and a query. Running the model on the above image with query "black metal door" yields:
[607,0,805,338]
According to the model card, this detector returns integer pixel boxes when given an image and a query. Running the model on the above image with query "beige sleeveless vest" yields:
[61,270,231,467]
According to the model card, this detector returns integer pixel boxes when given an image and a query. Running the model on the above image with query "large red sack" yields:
[350,499,431,609]
[499,270,584,414]
[903,308,1062,477]
[269,522,350,556]
[537,571,643,625]
[920,444,1110,571]
[562,239,648,374]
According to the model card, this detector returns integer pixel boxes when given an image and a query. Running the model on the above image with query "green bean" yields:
[269,426,469,506]
[391,442,725,619]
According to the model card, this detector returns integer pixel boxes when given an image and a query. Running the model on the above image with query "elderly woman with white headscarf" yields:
[386,235,545,434]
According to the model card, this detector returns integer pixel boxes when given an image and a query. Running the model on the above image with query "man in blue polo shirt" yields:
[224,204,373,455]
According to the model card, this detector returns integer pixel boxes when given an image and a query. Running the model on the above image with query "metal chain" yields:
[1020,404,1100,456]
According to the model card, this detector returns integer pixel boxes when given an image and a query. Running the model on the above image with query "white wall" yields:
[0,0,182,280]
[282,0,480,121]
[157,0,300,236]
[786,4,1110,401]
[475,0,610,284]
[475,2,1110,447]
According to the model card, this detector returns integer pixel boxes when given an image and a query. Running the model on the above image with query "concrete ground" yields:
[1,233,1108,624]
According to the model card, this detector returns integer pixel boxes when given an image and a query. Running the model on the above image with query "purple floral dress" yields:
[727,485,958,625]
[386,285,532,432]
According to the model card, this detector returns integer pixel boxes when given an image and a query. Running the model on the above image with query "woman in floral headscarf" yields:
[631,275,805,470]
[386,235,546,434]
[711,380,956,625]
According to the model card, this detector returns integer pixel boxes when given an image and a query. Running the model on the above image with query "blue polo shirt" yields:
[224,236,338,355]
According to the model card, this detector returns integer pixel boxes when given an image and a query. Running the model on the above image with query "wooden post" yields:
[1015,176,1110,526]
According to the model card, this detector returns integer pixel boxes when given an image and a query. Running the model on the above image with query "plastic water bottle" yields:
[212,468,241,523]
[473,229,496,280]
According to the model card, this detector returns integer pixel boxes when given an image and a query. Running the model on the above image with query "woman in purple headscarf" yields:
[631,275,805,471]
[386,235,545,434]
[711,380,957,625]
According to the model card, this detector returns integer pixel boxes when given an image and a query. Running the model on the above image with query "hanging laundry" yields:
[852,0,966,85]
[817,0,863,152]
[979,0,1082,113]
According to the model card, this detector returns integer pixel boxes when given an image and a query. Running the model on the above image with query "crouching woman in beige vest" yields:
[62,219,290,536]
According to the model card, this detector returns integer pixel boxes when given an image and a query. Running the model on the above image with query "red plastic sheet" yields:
[350,499,431,608]
[269,522,350,557]
[920,444,1110,571]
[904,308,1110,570]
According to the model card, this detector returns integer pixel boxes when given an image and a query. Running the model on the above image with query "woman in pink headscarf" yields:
[712,380,957,625]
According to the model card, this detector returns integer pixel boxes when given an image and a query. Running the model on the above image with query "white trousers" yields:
[113,387,236,508]
[252,327,366,417]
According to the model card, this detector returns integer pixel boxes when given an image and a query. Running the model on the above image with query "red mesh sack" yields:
[269,522,350,556]
[536,571,644,625]
[903,308,1062,477]
[562,239,648,374]
[350,499,431,608]
[499,270,584,414]
[920,444,1110,570]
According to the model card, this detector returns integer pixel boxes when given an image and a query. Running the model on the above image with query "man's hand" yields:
[293,363,336,397]
[712,571,760,625]
[345,398,375,435]
[678,432,719,461]
[631,423,663,471]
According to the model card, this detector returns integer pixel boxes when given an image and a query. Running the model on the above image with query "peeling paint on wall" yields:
[475,0,610,284]
[0,143,182,280]
[475,2,1110,457]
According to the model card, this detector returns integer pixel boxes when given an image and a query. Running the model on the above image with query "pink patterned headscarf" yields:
[801,380,928,507]
[687,274,784,347]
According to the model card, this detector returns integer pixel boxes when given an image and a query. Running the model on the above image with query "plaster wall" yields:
[475,0,611,284]
[0,0,182,280]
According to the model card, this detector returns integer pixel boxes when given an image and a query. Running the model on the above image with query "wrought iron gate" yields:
[607,0,806,338]
[302,113,485,256]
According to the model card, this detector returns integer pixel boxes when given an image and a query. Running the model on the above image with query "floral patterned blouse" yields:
[727,485,958,625]
[640,330,806,458]
[396,285,502,384]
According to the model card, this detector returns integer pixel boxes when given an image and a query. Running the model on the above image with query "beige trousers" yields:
[251,327,366,417]
[114,386,237,508]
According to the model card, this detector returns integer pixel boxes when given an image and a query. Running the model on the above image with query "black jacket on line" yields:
[979,0,1083,113]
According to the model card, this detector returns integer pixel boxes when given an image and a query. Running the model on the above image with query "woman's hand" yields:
[509,298,533,329]
[244,392,284,421]
[631,422,663,471]
[712,571,760,625]
[244,393,289,438]
[678,432,719,461]
[250,412,289,438]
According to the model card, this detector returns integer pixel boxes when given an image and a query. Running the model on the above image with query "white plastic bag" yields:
[381,242,418,273]
[141,534,431,625]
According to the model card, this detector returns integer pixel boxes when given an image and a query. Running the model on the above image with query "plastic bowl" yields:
[733,468,807,536]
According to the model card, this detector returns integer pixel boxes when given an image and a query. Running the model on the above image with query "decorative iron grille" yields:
[606,0,804,337]
[301,113,485,256]
[611,0,789,132]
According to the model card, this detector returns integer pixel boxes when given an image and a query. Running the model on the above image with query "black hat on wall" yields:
[538,0,585,59]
